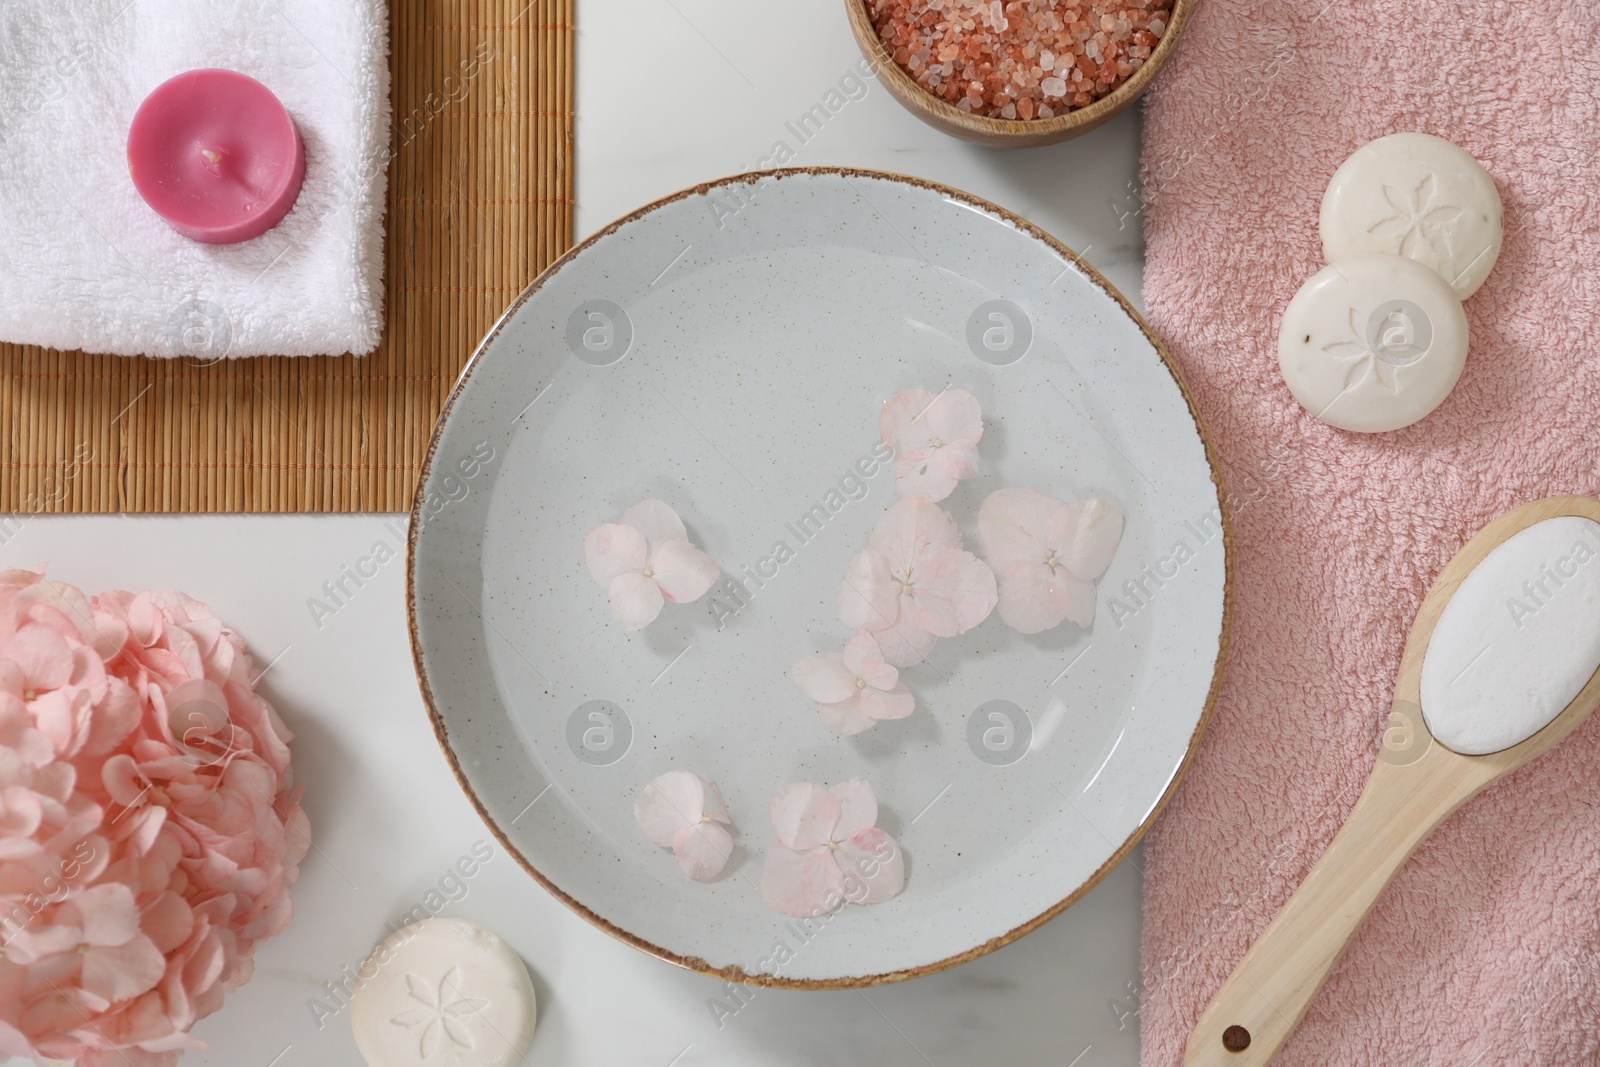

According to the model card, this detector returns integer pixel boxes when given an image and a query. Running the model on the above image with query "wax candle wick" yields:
[199,146,224,173]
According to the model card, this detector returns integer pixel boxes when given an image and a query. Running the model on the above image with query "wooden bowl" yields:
[845,0,1194,148]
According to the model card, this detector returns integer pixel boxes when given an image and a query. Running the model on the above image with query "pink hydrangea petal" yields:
[73,883,141,947]
[67,645,107,702]
[858,684,915,723]
[634,770,704,848]
[584,523,648,588]
[0,835,41,862]
[80,934,166,1004]
[920,388,982,447]
[88,611,129,663]
[126,805,167,857]
[0,786,42,838]
[650,539,719,603]
[123,590,161,646]
[30,761,74,804]
[102,753,147,806]
[698,775,730,825]
[878,388,937,448]
[81,677,139,759]
[22,1001,93,1053]
[760,844,846,919]
[0,1019,30,1058]
[997,565,1097,633]
[165,678,228,755]
[607,572,664,631]
[8,922,76,960]
[906,559,963,636]
[837,828,905,905]
[183,926,228,996]
[816,697,877,737]
[1054,571,1098,629]
[951,552,999,631]
[830,779,878,839]
[996,564,1069,634]
[0,571,309,1055]
[893,450,960,502]
[159,620,204,681]
[836,550,899,632]
[619,499,689,556]
[840,630,872,677]
[1051,498,1124,581]
[860,661,899,691]
[869,498,963,563]
[933,439,980,481]
[32,689,90,757]
[1,626,72,692]
[769,782,839,850]
[792,653,856,705]
[913,549,997,636]
[871,610,939,668]
[671,821,733,881]
[14,725,54,768]
[978,487,1057,574]
[842,631,897,690]
[140,891,195,955]
[12,579,98,647]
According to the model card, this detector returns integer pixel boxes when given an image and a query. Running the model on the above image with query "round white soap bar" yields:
[351,918,537,1067]
[1420,516,1600,755]
[1320,132,1503,299]
[1277,252,1468,433]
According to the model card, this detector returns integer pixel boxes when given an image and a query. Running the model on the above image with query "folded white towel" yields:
[0,0,390,358]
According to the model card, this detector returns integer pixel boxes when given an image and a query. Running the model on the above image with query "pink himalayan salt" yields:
[870,0,1170,119]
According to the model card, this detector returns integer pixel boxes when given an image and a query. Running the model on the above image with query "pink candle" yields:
[127,69,306,245]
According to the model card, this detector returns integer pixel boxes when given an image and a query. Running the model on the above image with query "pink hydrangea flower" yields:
[879,387,983,502]
[585,499,720,631]
[836,498,997,667]
[0,569,306,1067]
[633,771,733,882]
[759,780,904,918]
[792,631,914,736]
[978,489,1124,633]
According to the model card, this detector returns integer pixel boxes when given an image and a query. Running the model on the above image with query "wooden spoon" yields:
[1186,495,1600,1066]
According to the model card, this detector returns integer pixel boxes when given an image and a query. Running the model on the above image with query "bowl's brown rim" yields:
[845,0,1195,137]
[405,166,1236,989]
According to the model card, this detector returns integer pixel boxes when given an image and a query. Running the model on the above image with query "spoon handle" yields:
[1185,744,1485,1065]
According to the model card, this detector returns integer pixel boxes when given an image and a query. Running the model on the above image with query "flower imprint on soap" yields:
[1323,302,1432,396]
[390,966,488,1058]
[1367,174,1464,264]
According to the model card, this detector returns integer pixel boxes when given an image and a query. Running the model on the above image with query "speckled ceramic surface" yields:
[407,169,1230,986]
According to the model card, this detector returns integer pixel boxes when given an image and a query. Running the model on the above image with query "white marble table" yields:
[2,0,1154,1063]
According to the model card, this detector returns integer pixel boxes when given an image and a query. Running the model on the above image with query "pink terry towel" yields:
[1137,0,1600,1064]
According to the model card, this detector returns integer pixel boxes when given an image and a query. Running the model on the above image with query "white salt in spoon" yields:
[1187,495,1600,1066]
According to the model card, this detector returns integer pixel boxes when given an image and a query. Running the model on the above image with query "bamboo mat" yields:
[0,0,574,514]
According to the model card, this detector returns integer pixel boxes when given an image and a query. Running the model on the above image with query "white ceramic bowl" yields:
[408,168,1231,987]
